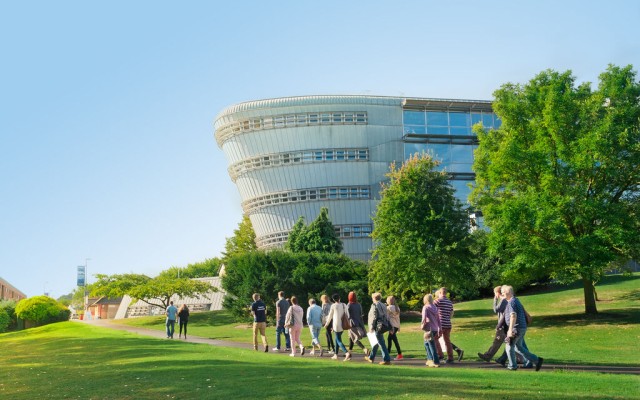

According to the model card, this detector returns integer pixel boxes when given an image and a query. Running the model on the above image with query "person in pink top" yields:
[421,293,441,367]
[285,296,305,357]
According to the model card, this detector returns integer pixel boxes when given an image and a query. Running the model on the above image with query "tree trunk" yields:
[582,278,598,314]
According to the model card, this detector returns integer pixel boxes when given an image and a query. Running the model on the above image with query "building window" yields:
[242,185,372,214]
[228,148,369,180]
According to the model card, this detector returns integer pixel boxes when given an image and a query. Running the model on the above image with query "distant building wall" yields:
[0,277,27,301]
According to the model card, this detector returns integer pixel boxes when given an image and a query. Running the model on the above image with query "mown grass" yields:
[122,273,640,366]
[1,322,639,400]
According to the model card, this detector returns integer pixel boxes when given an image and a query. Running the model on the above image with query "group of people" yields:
[248,288,469,367]
[477,285,544,371]
[164,301,190,339]
[166,285,542,372]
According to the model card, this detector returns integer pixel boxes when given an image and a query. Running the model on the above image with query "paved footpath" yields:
[81,319,640,375]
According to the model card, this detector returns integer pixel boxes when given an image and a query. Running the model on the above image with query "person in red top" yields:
[434,288,464,363]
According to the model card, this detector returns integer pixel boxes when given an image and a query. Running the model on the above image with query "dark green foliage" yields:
[284,216,306,252]
[285,208,343,254]
[370,154,473,301]
[15,296,70,326]
[472,64,640,314]
[0,309,10,332]
[221,250,368,321]
[0,300,18,332]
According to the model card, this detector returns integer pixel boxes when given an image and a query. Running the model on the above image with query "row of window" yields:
[257,224,373,248]
[243,186,372,214]
[403,110,500,136]
[229,148,369,180]
[216,111,368,144]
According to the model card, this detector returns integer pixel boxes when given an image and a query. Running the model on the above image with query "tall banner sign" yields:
[77,266,86,286]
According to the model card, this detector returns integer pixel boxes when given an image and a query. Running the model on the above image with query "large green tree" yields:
[370,154,472,299]
[91,273,213,310]
[223,215,258,262]
[471,65,640,314]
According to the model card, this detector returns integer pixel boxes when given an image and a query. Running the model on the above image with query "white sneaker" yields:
[331,354,338,360]
[344,352,352,361]
[310,350,315,355]
[290,353,295,357]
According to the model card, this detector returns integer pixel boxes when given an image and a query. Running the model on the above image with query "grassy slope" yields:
[1,322,639,400]
[122,273,640,366]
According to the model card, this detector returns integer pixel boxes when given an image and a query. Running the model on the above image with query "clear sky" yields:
[1,0,639,298]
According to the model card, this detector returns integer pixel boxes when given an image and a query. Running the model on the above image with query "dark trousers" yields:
[325,326,335,351]
[387,327,402,355]
[179,320,188,337]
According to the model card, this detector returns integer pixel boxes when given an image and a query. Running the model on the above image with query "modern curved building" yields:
[214,95,498,260]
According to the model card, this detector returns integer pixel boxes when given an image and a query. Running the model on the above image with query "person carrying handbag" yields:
[347,291,369,359]
[366,292,392,365]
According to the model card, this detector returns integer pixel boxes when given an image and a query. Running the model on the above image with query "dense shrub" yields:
[15,296,70,326]
[222,250,369,322]
[0,308,10,333]
[0,300,18,332]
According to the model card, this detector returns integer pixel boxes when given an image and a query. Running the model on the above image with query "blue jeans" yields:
[506,329,538,369]
[369,332,391,362]
[309,326,321,346]
[335,331,348,354]
[275,325,291,349]
[424,331,440,364]
[166,318,175,338]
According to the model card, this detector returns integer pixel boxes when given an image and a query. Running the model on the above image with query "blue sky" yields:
[1,1,639,298]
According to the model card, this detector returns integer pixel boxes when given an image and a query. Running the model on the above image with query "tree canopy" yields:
[370,154,473,300]
[471,64,640,314]
[223,215,257,262]
[91,273,213,310]
[285,207,343,254]
[15,296,70,325]
[221,249,368,320]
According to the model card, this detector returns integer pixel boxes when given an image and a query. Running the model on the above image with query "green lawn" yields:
[1,322,638,400]
[122,273,640,366]
[1,274,638,399]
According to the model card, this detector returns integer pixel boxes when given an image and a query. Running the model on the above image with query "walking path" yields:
[81,319,640,375]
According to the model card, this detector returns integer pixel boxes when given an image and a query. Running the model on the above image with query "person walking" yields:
[347,291,369,359]
[306,298,323,356]
[165,301,178,339]
[177,304,189,340]
[434,288,464,363]
[386,295,403,361]
[324,293,351,361]
[250,293,269,352]
[502,285,544,371]
[366,292,391,365]
[285,296,305,357]
[421,293,441,367]
[321,294,336,355]
[273,291,291,352]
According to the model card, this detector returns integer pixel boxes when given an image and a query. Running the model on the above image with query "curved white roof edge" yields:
[214,94,492,123]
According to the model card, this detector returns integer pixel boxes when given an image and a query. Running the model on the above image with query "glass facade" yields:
[403,109,499,203]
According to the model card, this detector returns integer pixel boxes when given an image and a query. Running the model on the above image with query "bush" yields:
[0,308,10,332]
[0,300,18,331]
[222,250,369,322]
[15,296,70,326]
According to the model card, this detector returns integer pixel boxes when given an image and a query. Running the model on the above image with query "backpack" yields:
[375,303,391,334]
